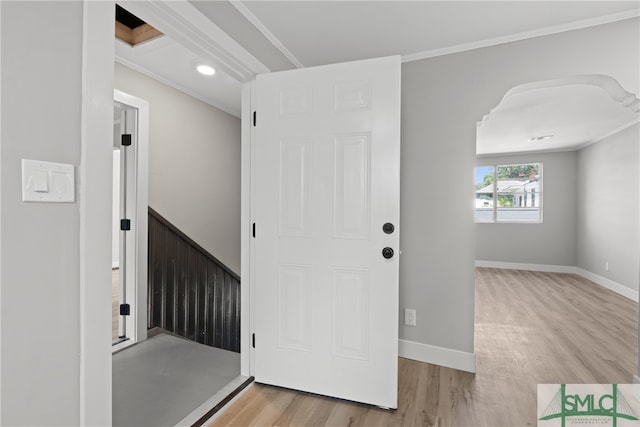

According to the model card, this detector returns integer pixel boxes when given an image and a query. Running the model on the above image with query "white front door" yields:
[254,56,401,408]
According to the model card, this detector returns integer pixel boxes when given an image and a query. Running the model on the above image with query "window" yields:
[475,163,542,223]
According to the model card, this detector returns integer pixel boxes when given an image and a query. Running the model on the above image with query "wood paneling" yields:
[210,268,637,426]
[148,207,240,353]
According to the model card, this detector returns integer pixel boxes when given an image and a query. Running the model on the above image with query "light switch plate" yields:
[22,159,75,202]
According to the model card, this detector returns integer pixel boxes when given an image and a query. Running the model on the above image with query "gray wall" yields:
[400,17,638,354]
[476,151,578,266]
[1,2,83,424]
[577,123,639,291]
[114,63,242,275]
[475,124,639,296]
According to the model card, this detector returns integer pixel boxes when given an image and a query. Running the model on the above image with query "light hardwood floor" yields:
[210,268,638,426]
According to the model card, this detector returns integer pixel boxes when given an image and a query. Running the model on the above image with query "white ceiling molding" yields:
[402,9,640,63]
[476,116,640,158]
[576,117,640,151]
[476,74,639,156]
[480,74,640,125]
[114,56,241,118]
[229,0,305,69]
[117,0,270,82]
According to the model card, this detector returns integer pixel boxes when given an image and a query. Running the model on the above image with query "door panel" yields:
[332,268,369,361]
[279,137,313,237]
[278,265,313,351]
[254,56,401,408]
[333,133,370,239]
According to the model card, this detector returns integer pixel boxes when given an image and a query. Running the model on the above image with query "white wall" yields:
[476,151,578,266]
[577,123,640,291]
[114,63,242,274]
[1,2,113,424]
[400,17,638,359]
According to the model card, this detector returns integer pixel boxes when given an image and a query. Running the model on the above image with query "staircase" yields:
[147,207,240,353]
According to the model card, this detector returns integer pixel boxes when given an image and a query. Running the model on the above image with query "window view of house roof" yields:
[475,178,539,194]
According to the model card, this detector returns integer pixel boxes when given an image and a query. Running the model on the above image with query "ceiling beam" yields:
[118,0,270,82]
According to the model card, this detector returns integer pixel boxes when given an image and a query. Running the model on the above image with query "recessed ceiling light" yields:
[528,135,554,142]
[196,65,216,76]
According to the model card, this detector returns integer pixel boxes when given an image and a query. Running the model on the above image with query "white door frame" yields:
[112,90,149,353]
[115,0,269,379]
[80,2,117,423]
[240,82,256,376]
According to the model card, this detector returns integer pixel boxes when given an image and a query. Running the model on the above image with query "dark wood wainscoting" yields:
[148,207,240,353]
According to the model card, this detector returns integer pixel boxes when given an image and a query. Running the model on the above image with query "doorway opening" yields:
[475,74,639,283]
[112,97,141,348]
[474,74,639,394]
[110,82,247,427]
[105,1,276,425]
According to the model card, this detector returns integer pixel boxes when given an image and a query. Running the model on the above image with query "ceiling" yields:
[116,35,242,116]
[236,1,639,66]
[116,0,640,153]
[477,77,639,155]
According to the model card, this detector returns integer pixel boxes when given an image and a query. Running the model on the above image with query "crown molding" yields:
[115,57,241,118]
[402,10,639,63]
[576,117,640,150]
[118,0,269,82]
[229,0,305,69]
[476,119,639,157]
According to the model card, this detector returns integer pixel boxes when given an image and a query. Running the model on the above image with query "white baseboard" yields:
[399,339,476,373]
[475,260,576,274]
[475,260,638,302]
[574,268,638,302]
[634,376,640,402]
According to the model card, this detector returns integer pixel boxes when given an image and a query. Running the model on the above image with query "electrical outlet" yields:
[605,261,609,272]
[404,308,416,326]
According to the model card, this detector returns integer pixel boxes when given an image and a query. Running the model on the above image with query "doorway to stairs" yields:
[110,76,246,426]
[111,90,149,353]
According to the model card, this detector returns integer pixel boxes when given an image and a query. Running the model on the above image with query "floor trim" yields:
[398,339,476,373]
[475,260,638,302]
[574,267,639,302]
[475,260,576,274]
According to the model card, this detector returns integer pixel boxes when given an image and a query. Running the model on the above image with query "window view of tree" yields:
[475,163,542,223]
